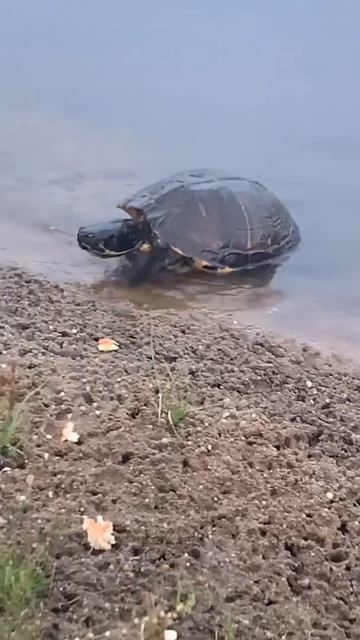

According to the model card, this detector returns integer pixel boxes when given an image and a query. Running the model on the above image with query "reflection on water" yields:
[92,262,283,312]
[0,1,360,359]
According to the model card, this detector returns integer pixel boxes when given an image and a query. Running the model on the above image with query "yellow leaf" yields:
[26,474,34,487]
[97,337,119,352]
[83,515,115,551]
[61,421,80,443]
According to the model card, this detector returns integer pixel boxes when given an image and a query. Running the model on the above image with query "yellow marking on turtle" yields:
[194,258,212,270]
[193,259,233,274]
[216,265,234,274]
[139,242,152,253]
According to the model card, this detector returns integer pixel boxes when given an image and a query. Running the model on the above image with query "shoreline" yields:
[1,266,360,639]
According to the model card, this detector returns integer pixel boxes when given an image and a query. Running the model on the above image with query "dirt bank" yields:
[0,267,360,640]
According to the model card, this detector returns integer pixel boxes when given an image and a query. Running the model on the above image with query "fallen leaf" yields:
[26,474,34,487]
[83,515,115,550]
[61,420,80,443]
[97,337,119,352]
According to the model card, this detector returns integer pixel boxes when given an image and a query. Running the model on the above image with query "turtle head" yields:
[77,218,151,258]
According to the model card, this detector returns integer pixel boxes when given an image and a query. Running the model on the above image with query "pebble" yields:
[326,491,334,500]
[306,380,313,389]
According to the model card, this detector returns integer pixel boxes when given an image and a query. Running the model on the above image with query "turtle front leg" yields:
[123,248,168,286]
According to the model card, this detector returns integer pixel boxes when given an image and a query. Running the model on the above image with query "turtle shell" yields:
[119,169,301,270]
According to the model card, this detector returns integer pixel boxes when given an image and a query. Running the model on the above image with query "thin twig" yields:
[140,617,146,640]
[149,319,163,425]
[167,409,179,438]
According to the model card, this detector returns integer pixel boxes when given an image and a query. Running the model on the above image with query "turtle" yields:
[77,168,301,285]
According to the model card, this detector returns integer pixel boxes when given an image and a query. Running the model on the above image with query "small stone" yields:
[306,380,313,388]
[0,455,11,471]
[326,491,334,500]
[329,548,348,563]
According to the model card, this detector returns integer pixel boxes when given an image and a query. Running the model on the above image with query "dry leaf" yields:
[97,337,119,352]
[26,474,34,487]
[83,515,115,550]
[61,421,80,443]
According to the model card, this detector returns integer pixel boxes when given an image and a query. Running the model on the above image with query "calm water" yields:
[1,0,360,356]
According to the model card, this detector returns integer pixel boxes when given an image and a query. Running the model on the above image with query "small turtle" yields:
[77,169,301,285]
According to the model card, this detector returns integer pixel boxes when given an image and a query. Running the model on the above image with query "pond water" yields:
[1,0,360,357]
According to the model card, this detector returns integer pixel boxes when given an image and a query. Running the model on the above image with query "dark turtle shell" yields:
[118,169,301,270]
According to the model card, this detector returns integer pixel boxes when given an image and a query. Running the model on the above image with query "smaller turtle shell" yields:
[119,169,301,270]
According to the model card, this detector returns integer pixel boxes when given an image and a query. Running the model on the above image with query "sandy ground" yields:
[0,266,360,640]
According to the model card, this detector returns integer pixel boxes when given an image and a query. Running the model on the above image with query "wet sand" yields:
[0,266,360,639]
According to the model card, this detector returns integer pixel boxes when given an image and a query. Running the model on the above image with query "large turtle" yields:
[77,168,301,285]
